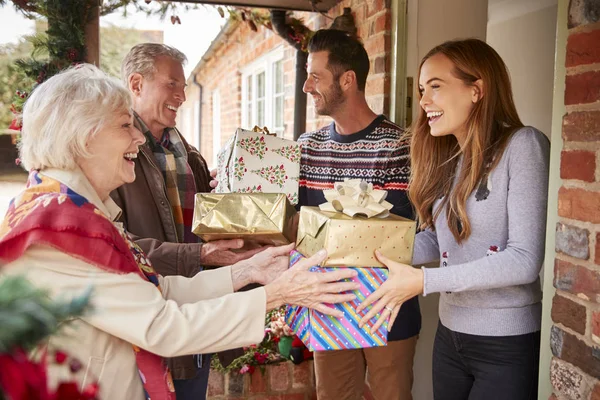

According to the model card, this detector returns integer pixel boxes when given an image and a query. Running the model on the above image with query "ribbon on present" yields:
[319,179,393,219]
[252,125,276,136]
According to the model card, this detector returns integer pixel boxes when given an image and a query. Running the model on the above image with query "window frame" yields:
[241,46,285,136]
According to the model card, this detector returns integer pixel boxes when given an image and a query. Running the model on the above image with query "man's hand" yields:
[288,213,300,243]
[200,239,266,267]
[209,168,218,193]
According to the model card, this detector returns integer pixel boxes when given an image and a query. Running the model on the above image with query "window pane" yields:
[275,95,284,129]
[246,75,252,102]
[257,71,265,99]
[274,60,283,94]
[257,99,265,127]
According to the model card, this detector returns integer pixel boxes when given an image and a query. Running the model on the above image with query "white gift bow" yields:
[319,179,393,218]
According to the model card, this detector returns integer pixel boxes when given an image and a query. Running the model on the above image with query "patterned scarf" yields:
[0,171,176,400]
[137,115,197,244]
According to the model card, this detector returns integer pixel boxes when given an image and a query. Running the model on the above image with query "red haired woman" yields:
[359,39,550,400]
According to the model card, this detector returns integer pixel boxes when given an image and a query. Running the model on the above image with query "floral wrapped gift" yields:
[192,192,297,246]
[296,179,417,268]
[285,250,388,351]
[215,127,301,205]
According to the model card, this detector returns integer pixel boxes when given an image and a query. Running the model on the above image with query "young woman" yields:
[358,39,549,399]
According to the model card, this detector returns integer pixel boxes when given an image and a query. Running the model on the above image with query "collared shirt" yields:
[42,167,122,222]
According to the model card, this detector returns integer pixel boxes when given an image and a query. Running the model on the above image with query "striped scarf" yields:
[136,115,197,244]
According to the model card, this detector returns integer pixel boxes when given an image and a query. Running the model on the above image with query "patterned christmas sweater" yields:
[298,115,413,219]
[297,115,420,341]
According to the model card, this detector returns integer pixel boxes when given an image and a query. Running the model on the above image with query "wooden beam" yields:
[84,0,100,66]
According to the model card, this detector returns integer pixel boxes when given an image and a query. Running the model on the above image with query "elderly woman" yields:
[0,65,358,400]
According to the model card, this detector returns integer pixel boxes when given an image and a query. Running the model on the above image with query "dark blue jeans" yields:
[173,354,211,400]
[432,322,540,400]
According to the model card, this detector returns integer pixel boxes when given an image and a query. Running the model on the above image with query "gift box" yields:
[296,180,416,268]
[285,250,388,351]
[215,127,301,205]
[192,193,297,246]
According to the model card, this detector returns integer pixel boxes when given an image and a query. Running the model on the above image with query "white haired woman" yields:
[0,64,358,400]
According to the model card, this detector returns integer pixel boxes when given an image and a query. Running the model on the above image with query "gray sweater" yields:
[413,127,550,336]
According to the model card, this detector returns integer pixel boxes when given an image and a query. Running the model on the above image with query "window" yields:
[212,90,221,168]
[241,47,285,136]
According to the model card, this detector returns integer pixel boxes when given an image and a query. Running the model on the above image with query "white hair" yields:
[121,43,187,84]
[19,64,132,171]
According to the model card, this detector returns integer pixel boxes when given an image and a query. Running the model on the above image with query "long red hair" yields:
[409,39,523,243]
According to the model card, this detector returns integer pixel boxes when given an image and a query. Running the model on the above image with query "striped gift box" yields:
[285,250,388,351]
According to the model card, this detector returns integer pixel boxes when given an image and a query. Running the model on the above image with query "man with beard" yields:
[112,43,264,400]
[298,29,421,399]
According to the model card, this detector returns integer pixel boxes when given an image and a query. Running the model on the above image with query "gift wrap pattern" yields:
[215,128,300,205]
[296,206,416,268]
[191,193,296,245]
[285,250,388,351]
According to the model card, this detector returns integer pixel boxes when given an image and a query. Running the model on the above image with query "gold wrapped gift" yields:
[296,179,416,267]
[192,193,297,246]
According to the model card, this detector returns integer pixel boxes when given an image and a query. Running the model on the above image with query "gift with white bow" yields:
[296,179,416,268]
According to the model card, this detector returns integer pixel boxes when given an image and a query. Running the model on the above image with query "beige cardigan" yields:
[1,168,267,399]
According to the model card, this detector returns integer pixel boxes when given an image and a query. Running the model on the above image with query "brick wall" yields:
[206,360,316,400]
[549,1,600,399]
[192,0,394,167]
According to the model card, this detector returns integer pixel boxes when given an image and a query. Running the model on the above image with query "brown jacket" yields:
[110,128,216,380]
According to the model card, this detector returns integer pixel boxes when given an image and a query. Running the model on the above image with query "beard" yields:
[314,81,345,116]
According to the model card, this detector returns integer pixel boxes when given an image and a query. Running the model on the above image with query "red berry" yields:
[55,351,68,364]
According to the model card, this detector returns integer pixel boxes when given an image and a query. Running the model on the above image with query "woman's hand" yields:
[264,250,360,318]
[243,243,295,286]
[356,250,424,332]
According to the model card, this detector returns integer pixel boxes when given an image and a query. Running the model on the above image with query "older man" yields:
[111,43,261,400]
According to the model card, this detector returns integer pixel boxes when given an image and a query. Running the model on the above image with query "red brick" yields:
[374,13,390,33]
[269,363,290,392]
[364,34,386,57]
[281,395,307,400]
[558,187,600,223]
[565,71,600,105]
[207,370,225,396]
[560,328,600,378]
[596,232,600,265]
[592,383,600,400]
[366,75,386,97]
[563,111,600,142]
[593,311,600,345]
[551,294,588,334]
[248,368,267,394]
[560,150,596,182]
[554,259,600,302]
[292,362,311,389]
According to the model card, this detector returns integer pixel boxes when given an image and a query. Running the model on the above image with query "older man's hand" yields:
[200,239,266,267]
[209,168,218,193]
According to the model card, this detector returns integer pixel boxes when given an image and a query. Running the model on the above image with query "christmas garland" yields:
[2,0,95,133]
[210,306,295,375]
[1,0,196,133]
[0,275,95,399]
[220,7,315,52]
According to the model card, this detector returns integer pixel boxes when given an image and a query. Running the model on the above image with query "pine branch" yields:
[0,275,92,354]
